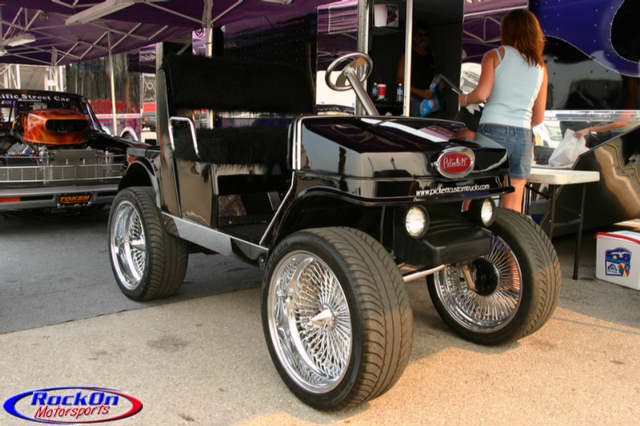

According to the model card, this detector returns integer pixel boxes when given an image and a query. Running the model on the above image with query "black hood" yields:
[299,116,508,179]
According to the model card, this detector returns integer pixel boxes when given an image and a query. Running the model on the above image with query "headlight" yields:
[469,198,496,226]
[405,206,429,238]
[480,199,495,225]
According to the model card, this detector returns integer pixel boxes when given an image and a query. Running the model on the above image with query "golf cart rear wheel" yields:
[262,227,413,410]
[427,208,561,345]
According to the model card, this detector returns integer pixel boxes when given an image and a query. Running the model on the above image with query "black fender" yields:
[263,187,387,249]
[119,158,161,208]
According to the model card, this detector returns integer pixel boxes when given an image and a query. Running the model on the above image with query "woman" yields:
[459,9,548,212]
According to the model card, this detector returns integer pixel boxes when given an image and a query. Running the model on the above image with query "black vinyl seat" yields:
[163,53,313,168]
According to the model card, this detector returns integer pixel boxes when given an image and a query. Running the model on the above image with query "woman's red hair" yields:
[501,9,545,67]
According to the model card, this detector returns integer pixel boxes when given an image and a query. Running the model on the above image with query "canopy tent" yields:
[0,0,336,133]
[0,0,336,66]
[0,0,534,67]
[16,0,335,29]
[0,3,192,66]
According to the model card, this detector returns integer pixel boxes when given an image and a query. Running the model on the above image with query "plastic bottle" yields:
[371,82,378,98]
[396,83,403,102]
[419,95,440,116]
[428,75,440,93]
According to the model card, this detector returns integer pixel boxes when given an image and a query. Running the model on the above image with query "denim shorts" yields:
[478,123,533,179]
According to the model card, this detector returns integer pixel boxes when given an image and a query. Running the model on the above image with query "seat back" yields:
[173,126,289,165]
[163,54,314,115]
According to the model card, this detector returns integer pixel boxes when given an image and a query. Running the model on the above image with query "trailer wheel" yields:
[262,227,413,410]
[108,186,188,301]
[427,208,561,345]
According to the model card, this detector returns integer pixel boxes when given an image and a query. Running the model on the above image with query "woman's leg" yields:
[501,178,527,212]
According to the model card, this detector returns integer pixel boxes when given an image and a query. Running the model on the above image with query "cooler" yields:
[595,231,640,290]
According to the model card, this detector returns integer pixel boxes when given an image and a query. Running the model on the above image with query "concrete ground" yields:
[1,211,639,425]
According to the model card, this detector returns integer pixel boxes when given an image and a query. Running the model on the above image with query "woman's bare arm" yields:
[458,49,498,106]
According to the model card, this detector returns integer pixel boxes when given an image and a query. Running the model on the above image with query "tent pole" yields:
[203,0,214,128]
[402,0,413,116]
[15,65,21,89]
[204,0,213,58]
[59,66,65,92]
[51,48,58,91]
[356,0,370,116]
[108,32,118,136]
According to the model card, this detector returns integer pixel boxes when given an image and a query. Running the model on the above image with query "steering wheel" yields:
[325,52,373,91]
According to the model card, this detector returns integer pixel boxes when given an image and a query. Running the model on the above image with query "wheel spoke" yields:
[267,251,352,393]
[432,233,523,333]
[110,200,147,291]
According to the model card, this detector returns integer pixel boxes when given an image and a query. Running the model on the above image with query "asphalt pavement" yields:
[0,208,261,334]
[1,210,639,426]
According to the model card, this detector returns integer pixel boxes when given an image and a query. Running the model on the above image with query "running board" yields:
[161,213,268,261]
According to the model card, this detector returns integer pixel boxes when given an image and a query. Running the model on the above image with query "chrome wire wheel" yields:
[267,250,352,393]
[432,235,523,333]
[110,200,147,290]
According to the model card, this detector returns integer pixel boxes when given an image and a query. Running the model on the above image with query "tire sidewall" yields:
[484,209,537,339]
[261,230,364,409]
[108,188,154,300]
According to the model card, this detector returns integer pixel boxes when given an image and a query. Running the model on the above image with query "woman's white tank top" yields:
[479,45,544,129]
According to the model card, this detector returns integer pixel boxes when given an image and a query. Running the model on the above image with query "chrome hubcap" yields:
[110,200,146,290]
[267,251,352,393]
[433,235,523,333]
[310,308,336,329]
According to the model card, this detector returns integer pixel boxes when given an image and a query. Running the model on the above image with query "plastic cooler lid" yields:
[595,231,640,245]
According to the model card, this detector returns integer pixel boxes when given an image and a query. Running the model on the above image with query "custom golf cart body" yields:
[0,89,139,211]
[109,0,561,410]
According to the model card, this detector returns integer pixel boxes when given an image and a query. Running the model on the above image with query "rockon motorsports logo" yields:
[3,387,142,424]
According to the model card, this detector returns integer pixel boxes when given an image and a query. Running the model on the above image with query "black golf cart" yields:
[107,1,561,410]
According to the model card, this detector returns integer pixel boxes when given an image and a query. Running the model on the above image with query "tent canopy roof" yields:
[0,0,334,65]
[0,3,193,65]
[0,0,528,65]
